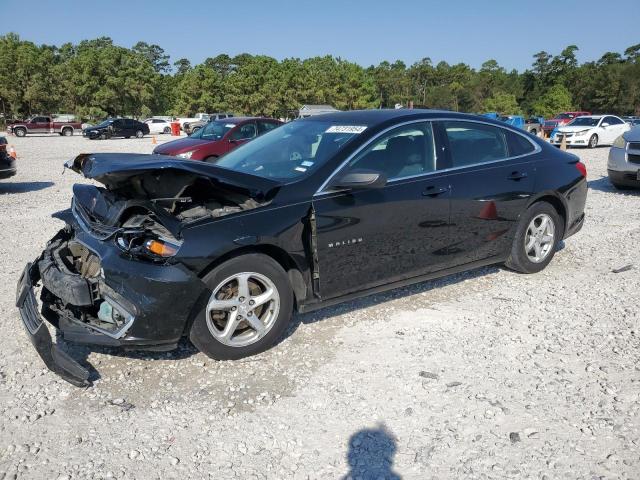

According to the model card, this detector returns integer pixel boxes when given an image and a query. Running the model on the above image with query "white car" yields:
[551,115,630,148]
[143,118,172,135]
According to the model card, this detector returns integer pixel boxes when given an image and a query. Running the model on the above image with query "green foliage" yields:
[1,33,639,121]
[531,84,573,118]
[483,92,521,114]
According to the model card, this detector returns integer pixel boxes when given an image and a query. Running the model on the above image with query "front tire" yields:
[588,134,598,148]
[163,126,171,134]
[62,127,73,137]
[190,254,294,360]
[204,155,219,163]
[505,202,562,274]
[14,128,26,137]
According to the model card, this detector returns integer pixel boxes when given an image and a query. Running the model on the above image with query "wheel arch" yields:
[197,244,308,310]
[526,192,567,237]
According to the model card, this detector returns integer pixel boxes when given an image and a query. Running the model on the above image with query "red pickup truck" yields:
[7,115,82,137]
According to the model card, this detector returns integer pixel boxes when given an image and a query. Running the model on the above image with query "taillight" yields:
[575,162,587,178]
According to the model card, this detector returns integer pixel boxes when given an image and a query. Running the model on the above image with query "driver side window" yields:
[344,122,436,181]
[231,123,257,140]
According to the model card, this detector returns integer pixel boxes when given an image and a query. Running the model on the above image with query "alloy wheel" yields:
[206,272,280,347]
[524,213,555,263]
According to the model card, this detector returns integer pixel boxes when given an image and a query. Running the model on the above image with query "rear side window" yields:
[442,121,508,167]
[230,123,257,140]
[505,130,536,157]
[258,121,280,134]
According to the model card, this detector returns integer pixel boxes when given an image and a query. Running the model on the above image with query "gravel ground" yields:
[0,133,638,480]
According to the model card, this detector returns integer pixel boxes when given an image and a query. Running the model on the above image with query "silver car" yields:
[608,126,640,189]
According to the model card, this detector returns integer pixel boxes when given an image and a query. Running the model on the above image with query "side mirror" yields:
[329,169,387,190]
[602,122,610,128]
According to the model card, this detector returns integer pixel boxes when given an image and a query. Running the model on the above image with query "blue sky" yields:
[2,0,639,71]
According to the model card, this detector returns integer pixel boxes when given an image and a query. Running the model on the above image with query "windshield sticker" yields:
[294,166,307,173]
[325,125,367,134]
[301,161,314,167]
[225,124,235,128]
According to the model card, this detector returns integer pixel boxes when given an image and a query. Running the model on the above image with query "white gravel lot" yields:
[0,133,638,480]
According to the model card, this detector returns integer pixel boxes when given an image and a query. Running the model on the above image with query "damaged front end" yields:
[16,153,281,386]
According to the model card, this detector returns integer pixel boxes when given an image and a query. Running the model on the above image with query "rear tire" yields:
[163,126,171,134]
[62,127,73,137]
[189,254,294,360]
[135,130,144,138]
[588,134,598,149]
[505,202,562,274]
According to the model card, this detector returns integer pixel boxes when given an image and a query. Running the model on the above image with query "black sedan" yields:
[83,118,150,140]
[0,136,16,179]
[17,110,587,386]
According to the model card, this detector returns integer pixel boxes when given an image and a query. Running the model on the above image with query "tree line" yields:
[1,33,639,122]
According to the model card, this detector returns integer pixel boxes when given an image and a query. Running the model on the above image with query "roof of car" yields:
[302,108,468,125]
[212,116,278,124]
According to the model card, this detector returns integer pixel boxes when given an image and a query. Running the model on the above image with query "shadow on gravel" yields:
[0,181,54,194]
[343,424,401,479]
[588,176,640,195]
[292,264,500,332]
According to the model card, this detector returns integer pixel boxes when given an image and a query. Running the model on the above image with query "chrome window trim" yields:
[314,117,542,197]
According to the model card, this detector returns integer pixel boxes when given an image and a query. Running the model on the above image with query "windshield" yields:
[568,117,599,127]
[95,119,113,128]
[555,113,574,120]
[190,120,234,140]
[215,120,366,180]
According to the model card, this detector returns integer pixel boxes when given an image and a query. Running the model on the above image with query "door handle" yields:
[422,185,449,197]
[508,171,528,180]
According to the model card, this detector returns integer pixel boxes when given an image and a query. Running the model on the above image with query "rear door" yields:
[312,121,452,299]
[437,120,538,265]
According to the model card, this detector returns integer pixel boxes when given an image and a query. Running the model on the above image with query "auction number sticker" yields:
[325,125,367,134]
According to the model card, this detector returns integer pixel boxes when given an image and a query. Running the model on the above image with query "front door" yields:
[226,122,258,153]
[312,121,452,300]
[437,120,537,265]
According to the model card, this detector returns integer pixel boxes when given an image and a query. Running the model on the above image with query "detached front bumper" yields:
[16,263,91,387]
[16,223,210,385]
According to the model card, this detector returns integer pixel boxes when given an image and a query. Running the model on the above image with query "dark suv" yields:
[83,118,150,140]
[0,136,16,179]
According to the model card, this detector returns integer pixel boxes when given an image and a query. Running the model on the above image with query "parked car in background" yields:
[7,115,82,137]
[176,113,211,131]
[608,128,640,189]
[153,117,282,162]
[143,118,172,135]
[543,111,591,136]
[497,115,543,136]
[83,118,150,140]
[16,109,588,385]
[551,115,630,148]
[622,116,640,127]
[183,113,235,135]
[0,136,16,179]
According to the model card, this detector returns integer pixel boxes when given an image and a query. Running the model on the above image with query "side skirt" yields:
[297,255,506,314]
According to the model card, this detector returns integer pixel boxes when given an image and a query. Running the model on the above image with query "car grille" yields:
[628,142,640,151]
[628,154,640,165]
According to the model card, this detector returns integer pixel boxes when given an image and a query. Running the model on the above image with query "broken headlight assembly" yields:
[116,233,182,260]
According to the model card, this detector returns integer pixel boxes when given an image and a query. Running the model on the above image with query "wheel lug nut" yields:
[247,311,252,316]
[231,306,237,311]
[239,296,245,302]
[249,300,255,305]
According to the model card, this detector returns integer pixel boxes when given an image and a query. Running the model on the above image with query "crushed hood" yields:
[65,153,280,200]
